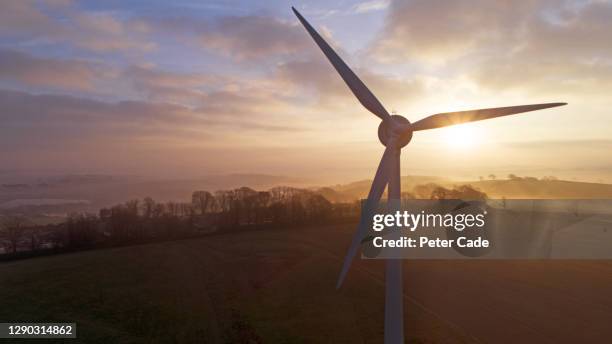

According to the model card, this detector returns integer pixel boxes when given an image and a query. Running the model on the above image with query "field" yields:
[2,224,612,343]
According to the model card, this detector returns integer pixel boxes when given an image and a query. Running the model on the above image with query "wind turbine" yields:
[292,7,566,344]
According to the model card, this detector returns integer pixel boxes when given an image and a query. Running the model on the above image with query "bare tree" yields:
[66,213,98,248]
[0,216,27,253]
[305,194,332,222]
[142,197,156,219]
[29,226,41,252]
[192,191,214,216]
[254,192,271,224]
[126,199,140,216]
[214,190,235,226]
[165,202,178,217]
[108,201,140,241]
[153,203,165,218]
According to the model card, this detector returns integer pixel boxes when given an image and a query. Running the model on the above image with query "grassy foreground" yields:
[0,225,471,343]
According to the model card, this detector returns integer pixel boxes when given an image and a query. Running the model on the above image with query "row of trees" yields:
[0,186,343,256]
[1,183,487,258]
[192,187,334,226]
[0,214,100,254]
[0,216,26,254]
[408,183,487,200]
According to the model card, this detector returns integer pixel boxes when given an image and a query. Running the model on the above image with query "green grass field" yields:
[0,225,472,343]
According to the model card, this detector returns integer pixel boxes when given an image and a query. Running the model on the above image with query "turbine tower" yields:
[292,7,566,344]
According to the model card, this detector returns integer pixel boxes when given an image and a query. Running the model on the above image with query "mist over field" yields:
[3,172,612,219]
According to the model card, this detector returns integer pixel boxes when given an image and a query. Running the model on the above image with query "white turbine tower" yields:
[292,7,566,344]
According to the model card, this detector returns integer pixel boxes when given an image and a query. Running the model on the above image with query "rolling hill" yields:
[324,176,612,201]
[3,224,612,343]
[0,225,471,343]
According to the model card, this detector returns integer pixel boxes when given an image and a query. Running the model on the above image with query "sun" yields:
[442,125,481,150]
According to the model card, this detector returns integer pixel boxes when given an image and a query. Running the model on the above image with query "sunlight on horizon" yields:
[439,125,484,151]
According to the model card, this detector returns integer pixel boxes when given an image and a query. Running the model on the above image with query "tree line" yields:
[0,183,486,260]
[0,186,350,259]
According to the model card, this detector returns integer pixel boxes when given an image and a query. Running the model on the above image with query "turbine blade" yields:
[292,7,390,121]
[410,102,567,131]
[336,145,395,289]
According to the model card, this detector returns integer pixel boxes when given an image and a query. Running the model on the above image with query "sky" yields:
[1,0,611,184]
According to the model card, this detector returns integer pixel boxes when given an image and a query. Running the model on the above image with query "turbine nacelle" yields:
[378,115,413,148]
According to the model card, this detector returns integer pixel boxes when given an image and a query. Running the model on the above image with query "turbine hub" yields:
[378,115,413,148]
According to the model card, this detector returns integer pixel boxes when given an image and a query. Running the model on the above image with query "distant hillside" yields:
[322,175,452,201]
[326,177,612,200]
[4,173,612,219]
[0,173,306,212]
[467,179,612,199]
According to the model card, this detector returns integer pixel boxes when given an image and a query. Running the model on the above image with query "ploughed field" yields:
[1,224,611,343]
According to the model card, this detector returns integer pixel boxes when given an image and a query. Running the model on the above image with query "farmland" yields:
[2,224,612,343]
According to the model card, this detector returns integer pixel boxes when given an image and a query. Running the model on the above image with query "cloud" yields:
[0,50,215,101]
[371,0,540,63]
[504,139,612,150]
[368,0,612,98]
[155,14,311,60]
[0,88,302,138]
[0,1,62,39]
[3,1,608,181]
[0,87,307,174]
[353,0,390,14]
[202,16,308,59]
[0,89,191,128]
[0,49,103,91]
[275,58,424,110]
[155,10,427,112]
[70,11,155,52]
[0,49,279,107]
[123,65,212,104]
[0,1,155,52]
[470,0,612,96]
[152,11,351,62]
